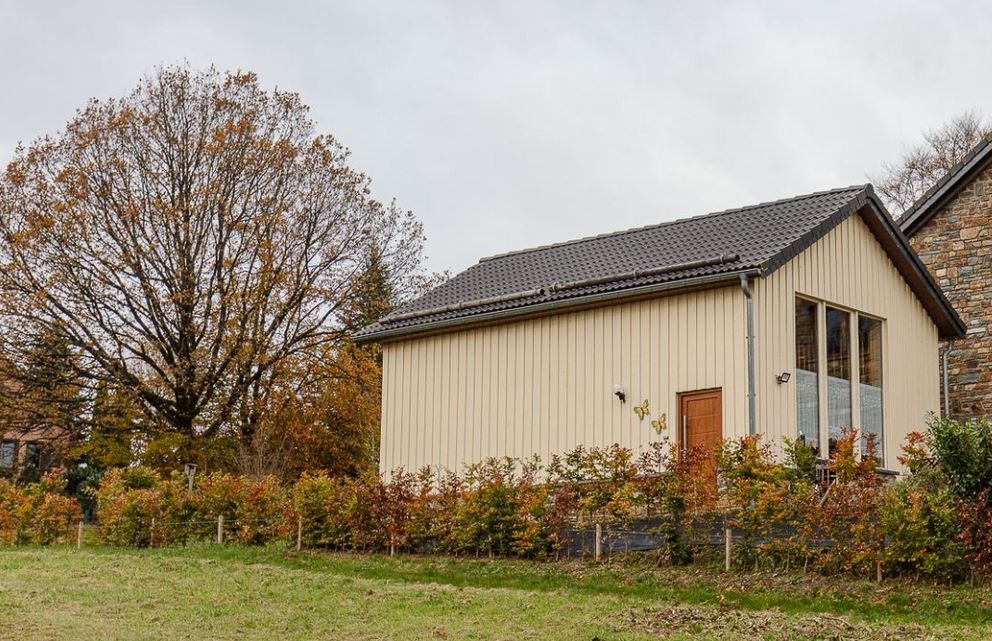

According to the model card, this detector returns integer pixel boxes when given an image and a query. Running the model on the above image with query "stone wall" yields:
[908,164,992,418]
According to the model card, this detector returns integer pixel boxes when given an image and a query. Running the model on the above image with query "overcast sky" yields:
[1,1,989,274]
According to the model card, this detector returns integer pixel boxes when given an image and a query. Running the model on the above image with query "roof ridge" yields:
[478,184,869,263]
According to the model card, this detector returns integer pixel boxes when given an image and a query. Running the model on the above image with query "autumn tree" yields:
[0,329,85,440]
[871,111,991,215]
[0,66,429,461]
[73,381,146,469]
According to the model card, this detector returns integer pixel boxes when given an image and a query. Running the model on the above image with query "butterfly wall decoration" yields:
[651,413,667,434]
[633,399,650,421]
[632,399,667,435]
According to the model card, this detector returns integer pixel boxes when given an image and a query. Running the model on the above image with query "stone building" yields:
[900,137,992,418]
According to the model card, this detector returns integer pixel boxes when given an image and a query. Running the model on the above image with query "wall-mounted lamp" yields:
[775,371,792,384]
[612,384,626,403]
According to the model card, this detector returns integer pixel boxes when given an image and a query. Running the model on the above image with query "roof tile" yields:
[357,185,870,339]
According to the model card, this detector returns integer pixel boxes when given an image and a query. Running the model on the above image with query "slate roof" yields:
[357,184,964,342]
[899,136,992,237]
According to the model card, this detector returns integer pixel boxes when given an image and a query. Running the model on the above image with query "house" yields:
[356,185,964,475]
[0,364,66,478]
[899,137,992,418]
[0,427,64,478]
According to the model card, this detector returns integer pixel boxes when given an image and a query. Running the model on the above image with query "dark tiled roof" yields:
[900,136,992,237]
[357,184,964,341]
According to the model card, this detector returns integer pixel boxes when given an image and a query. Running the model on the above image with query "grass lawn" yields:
[0,546,990,640]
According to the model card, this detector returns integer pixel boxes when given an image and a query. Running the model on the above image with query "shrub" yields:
[782,436,818,484]
[958,490,992,576]
[95,467,189,546]
[427,471,466,554]
[452,458,522,556]
[880,478,965,581]
[638,441,715,565]
[805,430,884,576]
[927,415,992,499]
[718,435,813,570]
[0,472,82,545]
[914,418,992,577]
[293,472,348,548]
[382,467,435,553]
[190,473,292,545]
[547,445,643,529]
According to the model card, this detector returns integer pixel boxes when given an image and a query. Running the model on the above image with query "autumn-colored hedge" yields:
[86,442,706,560]
[10,415,992,584]
[0,472,81,545]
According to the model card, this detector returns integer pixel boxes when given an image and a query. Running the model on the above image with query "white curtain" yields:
[796,368,819,448]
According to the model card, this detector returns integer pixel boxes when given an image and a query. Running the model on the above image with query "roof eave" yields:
[354,268,761,344]
[900,139,992,237]
[862,193,966,339]
[757,185,965,340]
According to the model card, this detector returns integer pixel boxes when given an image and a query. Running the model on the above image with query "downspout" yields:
[942,345,950,418]
[739,274,756,435]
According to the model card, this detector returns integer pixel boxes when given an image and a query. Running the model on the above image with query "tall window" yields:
[825,307,851,457]
[0,441,14,469]
[795,299,819,453]
[859,316,883,463]
[23,443,40,469]
[794,297,884,461]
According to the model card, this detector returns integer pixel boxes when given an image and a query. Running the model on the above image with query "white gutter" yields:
[357,268,762,344]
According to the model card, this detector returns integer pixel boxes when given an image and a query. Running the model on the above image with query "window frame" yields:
[793,295,885,465]
[794,296,821,454]
[857,312,885,462]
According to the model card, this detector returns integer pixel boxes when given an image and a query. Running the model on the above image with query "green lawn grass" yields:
[0,545,989,640]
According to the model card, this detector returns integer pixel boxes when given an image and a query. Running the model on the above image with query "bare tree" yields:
[871,111,991,215]
[0,66,427,452]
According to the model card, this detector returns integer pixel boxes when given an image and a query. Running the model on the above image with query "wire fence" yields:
[19,513,888,583]
[47,514,744,567]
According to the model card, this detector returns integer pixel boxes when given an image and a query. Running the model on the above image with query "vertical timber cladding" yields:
[752,212,940,468]
[379,286,748,475]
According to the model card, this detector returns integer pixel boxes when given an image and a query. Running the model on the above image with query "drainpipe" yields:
[942,345,950,418]
[739,274,756,435]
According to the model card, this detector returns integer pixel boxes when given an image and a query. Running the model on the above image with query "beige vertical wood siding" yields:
[752,213,939,468]
[381,210,941,475]
[380,287,747,474]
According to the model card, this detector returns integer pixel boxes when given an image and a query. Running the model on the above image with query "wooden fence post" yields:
[594,523,602,562]
[77,522,83,549]
[724,525,732,572]
[296,515,302,552]
[150,517,156,547]
[217,515,224,545]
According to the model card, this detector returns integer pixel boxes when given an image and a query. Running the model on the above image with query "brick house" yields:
[900,137,992,418]
[0,367,66,477]
[0,427,65,478]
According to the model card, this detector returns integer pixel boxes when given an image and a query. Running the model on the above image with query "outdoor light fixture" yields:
[613,384,626,403]
[184,463,197,492]
[776,371,792,384]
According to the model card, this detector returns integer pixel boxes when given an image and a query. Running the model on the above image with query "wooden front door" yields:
[678,388,723,477]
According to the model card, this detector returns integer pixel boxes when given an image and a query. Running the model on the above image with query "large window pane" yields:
[0,441,14,468]
[24,443,40,469]
[826,307,851,456]
[859,316,883,464]
[795,298,819,454]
